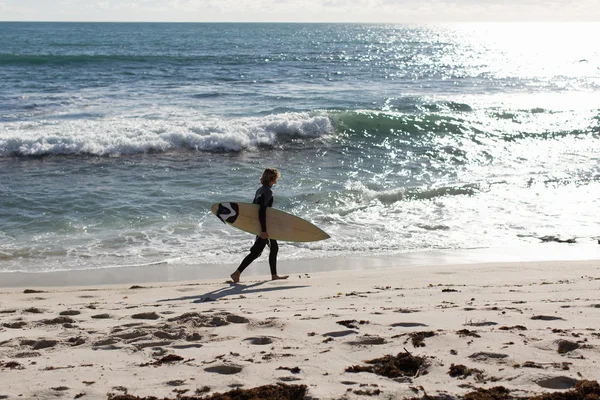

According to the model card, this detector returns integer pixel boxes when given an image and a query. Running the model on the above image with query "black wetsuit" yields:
[236,185,279,275]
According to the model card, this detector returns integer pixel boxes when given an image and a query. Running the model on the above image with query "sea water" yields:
[1,22,599,274]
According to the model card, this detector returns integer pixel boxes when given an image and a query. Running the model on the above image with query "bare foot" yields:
[230,271,241,283]
[271,275,289,281]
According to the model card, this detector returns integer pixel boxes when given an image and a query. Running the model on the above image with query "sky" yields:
[0,0,599,22]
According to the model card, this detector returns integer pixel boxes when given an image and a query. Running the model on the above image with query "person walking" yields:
[230,168,289,283]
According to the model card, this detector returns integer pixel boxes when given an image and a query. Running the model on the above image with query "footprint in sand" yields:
[536,376,578,389]
[23,307,44,314]
[131,312,161,320]
[244,336,275,345]
[323,330,358,338]
[133,341,173,350]
[171,344,203,349]
[278,376,302,382]
[39,317,76,325]
[91,314,111,319]
[21,339,59,350]
[154,330,185,340]
[531,315,565,321]
[347,336,386,346]
[391,322,428,328]
[112,330,149,341]
[93,338,120,347]
[59,310,81,316]
[204,364,243,374]
[2,322,27,329]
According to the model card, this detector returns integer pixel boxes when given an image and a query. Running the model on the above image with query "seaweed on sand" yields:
[345,349,429,378]
[107,383,307,400]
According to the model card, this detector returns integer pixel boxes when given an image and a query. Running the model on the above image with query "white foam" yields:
[0,112,334,156]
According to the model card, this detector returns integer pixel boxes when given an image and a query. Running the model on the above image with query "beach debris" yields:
[499,325,528,331]
[345,349,429,378]
[108,383,307,400]
[409,331,436,347]
[448,364,485,381]
[337,319,369,329]
[140,354,185,367]
[466,321,498,327]
[0,361,24,370]
[457,329,481,338]
[539,235,576,244]
[277,366,301,374]
[468,352,509,361]
[450,380,600,400]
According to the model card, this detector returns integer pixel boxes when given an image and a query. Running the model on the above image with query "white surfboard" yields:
[211,202,330,242]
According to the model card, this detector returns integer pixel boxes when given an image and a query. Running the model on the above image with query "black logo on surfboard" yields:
[217,203,239,224]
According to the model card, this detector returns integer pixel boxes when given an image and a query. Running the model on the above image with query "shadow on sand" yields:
[157,281,310,303]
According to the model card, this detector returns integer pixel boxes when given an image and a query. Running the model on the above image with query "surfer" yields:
[230,168,289,283]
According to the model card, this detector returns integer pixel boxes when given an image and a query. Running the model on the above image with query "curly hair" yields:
[260,168,281,186]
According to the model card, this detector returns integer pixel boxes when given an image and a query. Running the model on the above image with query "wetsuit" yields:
[236,185,279,275]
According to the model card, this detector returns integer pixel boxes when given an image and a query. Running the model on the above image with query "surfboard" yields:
[211,202,330,242]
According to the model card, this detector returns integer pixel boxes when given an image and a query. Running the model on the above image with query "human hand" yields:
[259,231,269,239]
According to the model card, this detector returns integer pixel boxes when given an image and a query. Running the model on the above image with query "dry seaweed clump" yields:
[107,383,307,400]
[410,331,437,347]
[531,380,600,400]
[459,380,600,400]
[345,350,429,378]
[448,364,485,381]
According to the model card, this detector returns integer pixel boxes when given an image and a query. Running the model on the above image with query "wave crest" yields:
[0,112,334,157]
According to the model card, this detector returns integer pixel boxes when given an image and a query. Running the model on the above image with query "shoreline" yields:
[1,242,599,288]
[1,258,599,399]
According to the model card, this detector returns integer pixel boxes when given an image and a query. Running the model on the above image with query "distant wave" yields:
[0,53,264,67]
[0,112,334,157]
[344,181,479,204]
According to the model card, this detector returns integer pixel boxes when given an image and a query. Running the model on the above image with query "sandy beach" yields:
[1,258,600,400]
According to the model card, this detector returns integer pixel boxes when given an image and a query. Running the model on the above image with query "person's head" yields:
[260,168,281,186]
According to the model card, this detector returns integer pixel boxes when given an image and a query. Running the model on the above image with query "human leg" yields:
[230,237,268,283]
[268,239,288,280]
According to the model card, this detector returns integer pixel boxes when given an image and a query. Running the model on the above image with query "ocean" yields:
[1,22,599,276]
